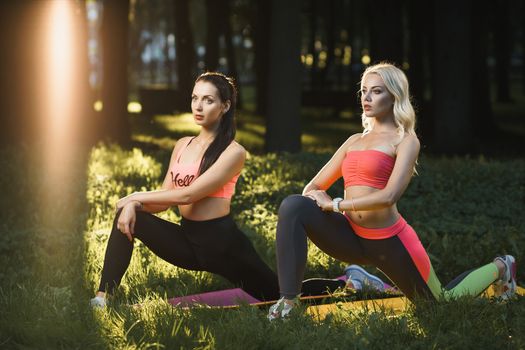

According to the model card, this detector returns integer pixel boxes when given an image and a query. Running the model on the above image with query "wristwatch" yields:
[332,197,343,213]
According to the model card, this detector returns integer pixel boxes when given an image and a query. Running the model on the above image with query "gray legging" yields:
[276,194,500,301]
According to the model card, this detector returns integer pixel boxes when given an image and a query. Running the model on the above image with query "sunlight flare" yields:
[45,1,75,146]
[40,0,88,219]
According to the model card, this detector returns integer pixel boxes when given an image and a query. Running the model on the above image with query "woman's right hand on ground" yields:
[117,202,137,242]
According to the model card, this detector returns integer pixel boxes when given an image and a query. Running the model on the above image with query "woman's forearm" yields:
[302,182,321,195]
[339,189,394,212]
[116,189,190,211]
[132,188,191,207]
[140,203,170,213]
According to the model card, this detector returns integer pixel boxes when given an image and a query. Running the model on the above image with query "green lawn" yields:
[0,108,524,348]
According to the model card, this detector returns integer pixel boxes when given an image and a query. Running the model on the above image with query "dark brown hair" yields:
[195,72,237,175]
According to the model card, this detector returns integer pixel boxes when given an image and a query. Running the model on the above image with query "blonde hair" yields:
[360,62,416,140]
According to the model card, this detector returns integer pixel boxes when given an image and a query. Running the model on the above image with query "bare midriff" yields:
[344,185,399,228]
[178,196,231,221]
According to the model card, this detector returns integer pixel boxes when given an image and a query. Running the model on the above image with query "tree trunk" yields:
[523,0,525,95]
[253,0,270,115]
[71,1,94,147]
[347,0,362,109]
[336,0,347,90]
[101,0,131,145]
[265,0,302,153]
[0,1,92,147]
[493,0,512,102]
[471,0,496,140]
[0,1,22,145]
[319,1,335,89]
[308,0,318,89]
[223,0,242,109]
[173,0,196,108]
[163,0,174,87]
[205,0,220,71]
[432,0,473,153]
[407,0,431,141]
[368,0,404,65]
[0,1,45,145]
[407,0,425,110]
[146,6,158,84]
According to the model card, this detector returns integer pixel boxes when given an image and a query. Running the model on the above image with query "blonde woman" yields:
[268,62,517,320]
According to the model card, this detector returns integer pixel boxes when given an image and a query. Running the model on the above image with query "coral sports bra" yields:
[342,150,395,189]
[169,137,239,199]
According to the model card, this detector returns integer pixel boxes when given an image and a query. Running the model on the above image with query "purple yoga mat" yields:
[168,288,261,307]
[168,275,396,308]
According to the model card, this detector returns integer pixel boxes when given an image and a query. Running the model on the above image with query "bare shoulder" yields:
[169,136,191,158]
[223,141,247,160]
[176,136,193,147]
[348,132,363,143]
[396,134,420,155]
[228,140,246,152]
[341,132,363,150]
[172,136,191,150]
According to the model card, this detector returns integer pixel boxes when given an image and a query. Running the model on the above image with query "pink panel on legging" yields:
[396,224,431,282]
[344,214,406,239]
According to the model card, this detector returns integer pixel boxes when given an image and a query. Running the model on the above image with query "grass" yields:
[0,104,524,348]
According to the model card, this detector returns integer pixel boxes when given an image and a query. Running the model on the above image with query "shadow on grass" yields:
[0,146,111,348]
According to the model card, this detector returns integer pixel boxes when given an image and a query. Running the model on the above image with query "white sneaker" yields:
[344,265,385,292]
[90,296,107,308]
[493,255,517,301]
[268,297,294,321]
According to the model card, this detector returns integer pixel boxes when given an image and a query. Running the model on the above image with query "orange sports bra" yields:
[169,137,239,199]
[342,149,395,189]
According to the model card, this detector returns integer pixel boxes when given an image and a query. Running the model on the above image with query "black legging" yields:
[276,195,499,302]
[98,211,344,301]
[99,211,280,300]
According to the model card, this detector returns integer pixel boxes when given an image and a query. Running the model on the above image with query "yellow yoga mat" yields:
[306,287,525,320]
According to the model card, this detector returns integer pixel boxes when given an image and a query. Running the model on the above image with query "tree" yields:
[307,0,319,89]
[222,0,241,108]
[205,0,221,72]
[368,0,404,65]
[521,0,525,96]
[347,0,364,111]
[253,0,271,115]
[432,0,473,153]
[407,0,433,143]
[319,0,336,88]
[0,1,92,148]
[204,0,242,108]
[0,1,23,146]
[492,0,512,102]
[471,0,496,138]
[101,0,131,145]
[173,0,196,107]
[0,1,45,146]
[407,0,427,110]
[265,0,302,153]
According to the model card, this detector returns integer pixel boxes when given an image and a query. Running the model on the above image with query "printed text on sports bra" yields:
[171,171,195,187]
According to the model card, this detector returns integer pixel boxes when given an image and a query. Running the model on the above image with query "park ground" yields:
[0,95,524,349]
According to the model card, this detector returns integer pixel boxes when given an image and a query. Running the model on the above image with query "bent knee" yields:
[134,210,156,223]
[278,194,317,218]
[112,209,123,224]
